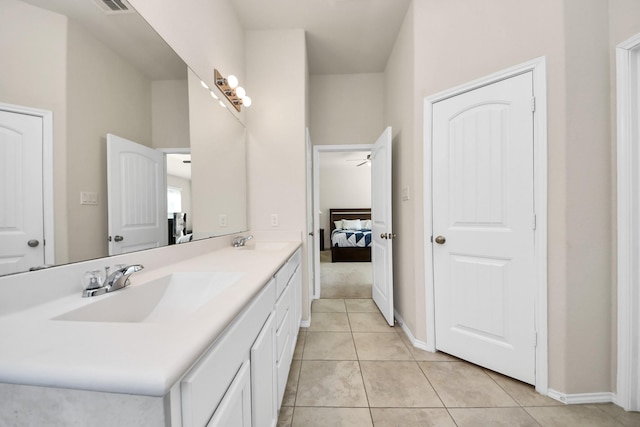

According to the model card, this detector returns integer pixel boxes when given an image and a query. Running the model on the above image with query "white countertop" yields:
[0,241,301,397]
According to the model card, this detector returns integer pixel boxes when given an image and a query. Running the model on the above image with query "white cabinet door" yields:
[208,360,252,427]
[251,313,277,427]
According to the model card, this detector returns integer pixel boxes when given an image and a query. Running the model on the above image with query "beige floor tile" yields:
[370,408,456,427]
[360,360,443,407]
[322,283,372,299]
[396,330,459,362]
[277,406,294,427]
[292,332,306,360]
[349,312,395,332]
[296,360,368,407]
[282,360,301,407]
[312,299,346,313]
[449,407,540,427]
[419,361,517,407]
[588,404,640,427]
[484,369,562,407]
[345,298,379,312]
[307,312,351,332]
[353,332,413,360]
[303,332,357,360]
[292,407,373,427]
[525,405,624,427]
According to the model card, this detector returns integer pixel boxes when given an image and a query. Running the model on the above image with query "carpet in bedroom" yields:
[319,250,372,299]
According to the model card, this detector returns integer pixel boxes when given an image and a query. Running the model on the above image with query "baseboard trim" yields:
[548,389,617,405]
[394,309,430,352]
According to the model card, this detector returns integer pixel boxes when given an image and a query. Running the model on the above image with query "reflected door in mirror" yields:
[0,109,45,275]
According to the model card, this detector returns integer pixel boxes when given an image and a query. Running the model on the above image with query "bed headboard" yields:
[330,208,372,232]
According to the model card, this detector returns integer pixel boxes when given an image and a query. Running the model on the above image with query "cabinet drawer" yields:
[181,279,275,427]
[276,309,290,363]
[276,346,291,407]
[275,284,291,329]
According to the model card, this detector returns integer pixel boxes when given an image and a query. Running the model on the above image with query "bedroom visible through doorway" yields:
[317,150,372,299]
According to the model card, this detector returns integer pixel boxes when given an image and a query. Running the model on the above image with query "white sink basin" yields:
[239,242,289,251]
[54,272,243,323]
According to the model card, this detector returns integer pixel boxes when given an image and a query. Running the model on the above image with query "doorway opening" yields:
[313,147,373,301]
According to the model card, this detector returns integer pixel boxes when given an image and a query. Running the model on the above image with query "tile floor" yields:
[277,298,640,427]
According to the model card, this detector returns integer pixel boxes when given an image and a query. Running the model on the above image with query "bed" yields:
[329,208,372,262]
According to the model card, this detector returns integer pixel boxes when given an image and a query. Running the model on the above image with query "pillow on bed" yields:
[363,219,372,229]
[333,220,343,230]
[341,219,362,230]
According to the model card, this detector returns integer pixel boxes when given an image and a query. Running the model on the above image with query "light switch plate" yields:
[80,191,98,205]
[270,214,279,227]
[219,214,228,227]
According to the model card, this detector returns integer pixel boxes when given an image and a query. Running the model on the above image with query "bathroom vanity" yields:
[0,240,302,427]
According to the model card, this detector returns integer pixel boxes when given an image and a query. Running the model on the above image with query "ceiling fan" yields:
[346,154,371,167]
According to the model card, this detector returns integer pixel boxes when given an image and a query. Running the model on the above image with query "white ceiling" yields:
[231,0,411,74]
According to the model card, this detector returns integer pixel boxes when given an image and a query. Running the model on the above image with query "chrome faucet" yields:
[232,235,253,247]
[82,264,144,297]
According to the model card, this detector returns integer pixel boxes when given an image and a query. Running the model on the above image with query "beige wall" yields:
[383,2,416,338]
[384,0,625,395]
[188,69,247,237]
[309,74,384,146]
[245,29,308,317]
[66,19,153,263]
[151,80,190,150]
[128,0,245,122]
[0,0,69,264]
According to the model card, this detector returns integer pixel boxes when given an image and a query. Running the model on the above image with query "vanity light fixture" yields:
[214,69,252,112]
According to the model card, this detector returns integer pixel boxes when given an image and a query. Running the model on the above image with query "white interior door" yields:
[306,129,317,308]
[0,110,44,274]
[107,134,167,255]
[432,72,536,384]
[371,127,394,326]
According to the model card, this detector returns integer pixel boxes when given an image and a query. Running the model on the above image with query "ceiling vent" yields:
[93,0,135,14]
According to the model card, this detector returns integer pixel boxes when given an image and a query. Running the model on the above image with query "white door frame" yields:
[616,33,640,412]
[311,144,372,300]
[423,57,548,394]
[0,102,55,267]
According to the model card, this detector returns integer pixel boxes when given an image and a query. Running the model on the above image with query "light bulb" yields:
[227,75,239,89]
[235,86,246,98]
[242,96,252,107]
[210,90,218,100]
[200,80,209,89]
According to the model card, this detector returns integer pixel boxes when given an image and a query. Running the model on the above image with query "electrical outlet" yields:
[219,214,228,227]
[270,214,279,227]
[401,186,410,201]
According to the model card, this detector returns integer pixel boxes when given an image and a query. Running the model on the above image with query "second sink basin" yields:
[54,272,244,323]
[239,241,289,251]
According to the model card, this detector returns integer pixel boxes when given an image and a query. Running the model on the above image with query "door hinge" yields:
[533,332,538,347]
[430,235,433,243]
[532,214,537,230]
[531,97,536,112]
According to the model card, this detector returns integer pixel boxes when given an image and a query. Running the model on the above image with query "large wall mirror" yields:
[0,0,247,276]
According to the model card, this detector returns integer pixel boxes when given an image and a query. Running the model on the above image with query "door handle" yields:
[435,235,446,244]
[27,239,39,248]
[114,235,124,242]
[380,233,388,239]
[309,232,314,236]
